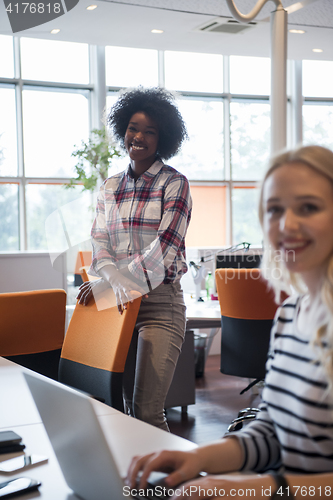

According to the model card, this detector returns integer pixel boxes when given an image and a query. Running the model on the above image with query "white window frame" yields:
[1,41,331,250]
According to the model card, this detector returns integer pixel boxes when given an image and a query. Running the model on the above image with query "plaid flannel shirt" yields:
[90,160,192,287]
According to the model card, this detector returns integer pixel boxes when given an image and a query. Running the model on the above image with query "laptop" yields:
[23,373,168,500]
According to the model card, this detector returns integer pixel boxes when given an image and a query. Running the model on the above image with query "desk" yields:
[186,297,221,360]
[186,297,221,330]
[164,299,221,410]
[0,358,117,430]
[0,357,196,499]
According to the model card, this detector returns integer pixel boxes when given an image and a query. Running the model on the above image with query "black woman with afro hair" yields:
[77,87,192,431]
[108,86,187,162]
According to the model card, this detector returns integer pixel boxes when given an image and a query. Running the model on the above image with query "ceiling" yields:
[0,0,333,60]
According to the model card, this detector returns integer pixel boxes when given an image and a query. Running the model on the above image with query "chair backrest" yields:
[74,251,92,274]
[79,266,100,283]
[80,267,90,283]
[59,287,141,411]
[74,251,92,286]
[0,289,67,380]
[215,268,279,379]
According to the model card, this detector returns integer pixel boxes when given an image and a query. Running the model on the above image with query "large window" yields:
[26,184,90,251]
[1,38,332,254]
[302,60,333,151]
[230,101,270,181]
[0,86,17,177]
[232,187,261,245]
[229,56,270,95]
[0,183,19,251]
[165,51,223,93]
[172,97,224,181]
[0,35,14,78]
[20,38,90,84]
[0,38,92,251]
[105,46,158,88]
[303,104,333,150]
[22,89,89,178]
[302,60,333,98]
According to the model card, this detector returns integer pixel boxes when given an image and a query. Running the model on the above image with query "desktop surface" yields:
[0,357,196,499]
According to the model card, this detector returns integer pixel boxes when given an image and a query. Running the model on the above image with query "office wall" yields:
[0,253,67,293]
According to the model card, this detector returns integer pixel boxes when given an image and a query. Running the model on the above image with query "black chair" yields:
[215,268,281,431]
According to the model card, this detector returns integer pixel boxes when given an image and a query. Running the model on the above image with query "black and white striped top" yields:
[233,295,333,474]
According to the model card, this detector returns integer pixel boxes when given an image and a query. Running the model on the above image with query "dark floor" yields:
[167,355,261,445]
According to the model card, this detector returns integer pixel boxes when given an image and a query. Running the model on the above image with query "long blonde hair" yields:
[258,145,333,387]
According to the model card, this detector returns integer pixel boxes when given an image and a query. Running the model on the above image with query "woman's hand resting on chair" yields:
[76,267,148,314]
[76,279,111,306]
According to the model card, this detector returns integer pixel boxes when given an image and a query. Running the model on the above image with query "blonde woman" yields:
[126,145,333,499]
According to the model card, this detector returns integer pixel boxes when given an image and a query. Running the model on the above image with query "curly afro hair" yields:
[107,87,188,160]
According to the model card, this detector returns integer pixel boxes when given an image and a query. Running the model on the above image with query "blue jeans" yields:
[123,282,186,431]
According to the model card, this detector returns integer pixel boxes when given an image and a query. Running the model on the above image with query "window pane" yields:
[303,104,333,150]
[0,184,19,251]
[22,89,89,177]
[165,51,223,93]
[230,56,270,95]
[186,186,226,247]
[230,101,270,181]
[105,93,131,174]
[20,38,89,84]
[172,98,224,180]
[303,60,333,98]
[105,46,158,87]
[232,187,262,246]
[0,36,14,78]
[26,184,92,251]
[0,87,18,177]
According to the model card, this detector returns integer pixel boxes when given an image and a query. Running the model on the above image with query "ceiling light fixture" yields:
[151,29,164,34]
[87,5,97,10]
[50,29,60,34]
[312,48,323,53]
[289,29,305,34]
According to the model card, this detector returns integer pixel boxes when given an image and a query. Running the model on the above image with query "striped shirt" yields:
[233,295,333,474]
[90,160,192,287]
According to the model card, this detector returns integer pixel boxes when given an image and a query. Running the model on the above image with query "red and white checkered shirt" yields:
[90,160,192,287]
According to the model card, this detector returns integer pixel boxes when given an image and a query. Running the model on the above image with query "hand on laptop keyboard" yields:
[126,449,202,491]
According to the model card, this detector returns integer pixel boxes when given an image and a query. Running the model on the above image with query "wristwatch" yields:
[270,473,294,499]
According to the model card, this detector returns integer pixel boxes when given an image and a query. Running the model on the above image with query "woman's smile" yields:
[263,161,333,291]
[124,111,159,174]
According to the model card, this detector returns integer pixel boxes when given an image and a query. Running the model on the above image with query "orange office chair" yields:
[79,265,100,284]
[58,286,141,412]
[80,267,90,283]
[215,268,281,431]
[215,268,279,382]
[0,289,67,380]
[74,250,92,286]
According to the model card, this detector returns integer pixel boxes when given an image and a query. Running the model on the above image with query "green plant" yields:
[65,128,122,191]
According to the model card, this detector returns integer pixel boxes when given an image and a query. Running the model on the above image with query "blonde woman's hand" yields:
[127,450,203,491]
